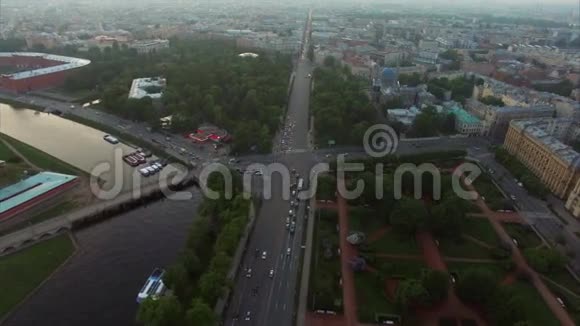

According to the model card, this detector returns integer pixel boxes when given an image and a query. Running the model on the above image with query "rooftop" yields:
[128,77,166,100]
[449,105,481,124]
[0,172,78,215]
[0,52,90,80]
[511,119,580,165]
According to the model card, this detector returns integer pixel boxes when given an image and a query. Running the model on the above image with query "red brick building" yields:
[0,52,90,93]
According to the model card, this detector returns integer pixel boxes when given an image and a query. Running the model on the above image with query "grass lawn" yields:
[445,261,506,280]
[462,217,500,246]
[503,223,542,249]
[0,139,17,160]
[374,258,428,279]
[472,174,504,211]
[0,163,29,188]
[0,133,81,176]
[367,231,421,255]
[0,139,30,187]
[29,201,80,224]
[438,237,494,259]
[354,271,398,323]
[308,208,342,312]
[542,270,580,296]
[510,281,559,326]
[0,234,74,318]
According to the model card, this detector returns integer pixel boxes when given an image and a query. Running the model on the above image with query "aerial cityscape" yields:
[0,0,580,325]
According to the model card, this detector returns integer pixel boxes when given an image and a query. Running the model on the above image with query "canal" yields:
[0,103,203,325]
[0,103,155,193]
[2,192,202,326]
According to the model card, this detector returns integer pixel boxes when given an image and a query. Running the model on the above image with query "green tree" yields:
[429,193,468,237]
[488,286,528,326]
[409,107,441,138]
[199,270,226,304]
[523,247,568,273]
[185,298,216,326]
[323,56,337,67]
[395,279,428,311]
[398,73,423,87]
[480,96,505,106]
[421,269,449,303]
[456,268,498,305]
[389,197,428,234]
[316,175,336,200]
[164,263,193,302]
[136,295,184,326]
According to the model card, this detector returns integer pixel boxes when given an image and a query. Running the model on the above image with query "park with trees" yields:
[62,39,291,153]
[311,57,377,147]
[309,150,579,325]
[427,75,481,104]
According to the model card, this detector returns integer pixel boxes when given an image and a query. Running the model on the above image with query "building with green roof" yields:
[448,105,483,135]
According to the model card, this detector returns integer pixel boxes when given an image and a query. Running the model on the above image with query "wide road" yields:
[225,10,313,326]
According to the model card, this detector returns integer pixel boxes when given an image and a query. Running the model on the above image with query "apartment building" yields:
[448,105,482,136]
[504,118,580,199]
[465,99,555,142]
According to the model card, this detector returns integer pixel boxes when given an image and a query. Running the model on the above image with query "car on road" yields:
[286,248,291,256]
[289,209,294,216]
[261,251,267,260]
[307,73,311,78]
[557,297,566,308]
[517,182,523,187]
[245,268,252,278]
[290,221,296,233]
[244,311,251,321]
[512,238,519,247]
[510,194,517,201]
[285,217,290,228]
[269,269,274,278]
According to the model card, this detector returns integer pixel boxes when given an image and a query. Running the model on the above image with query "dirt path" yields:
[306,312,346,326]
[336,194,359,326]
[366,227,390,244]
[470,185,576,326]
[416,231,486,325]
[0,137,41,170]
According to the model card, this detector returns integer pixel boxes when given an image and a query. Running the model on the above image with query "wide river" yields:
[0,103,154,192]
[0,104,202,325]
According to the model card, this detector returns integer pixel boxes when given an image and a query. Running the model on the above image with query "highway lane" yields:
[225,11,314,326]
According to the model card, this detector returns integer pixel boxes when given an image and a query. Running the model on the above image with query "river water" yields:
[3,192,201,326]
[0,103,202,326]
[0,104,152,192]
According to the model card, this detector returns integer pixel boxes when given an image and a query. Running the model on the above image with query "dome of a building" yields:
[381,67,397,82]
